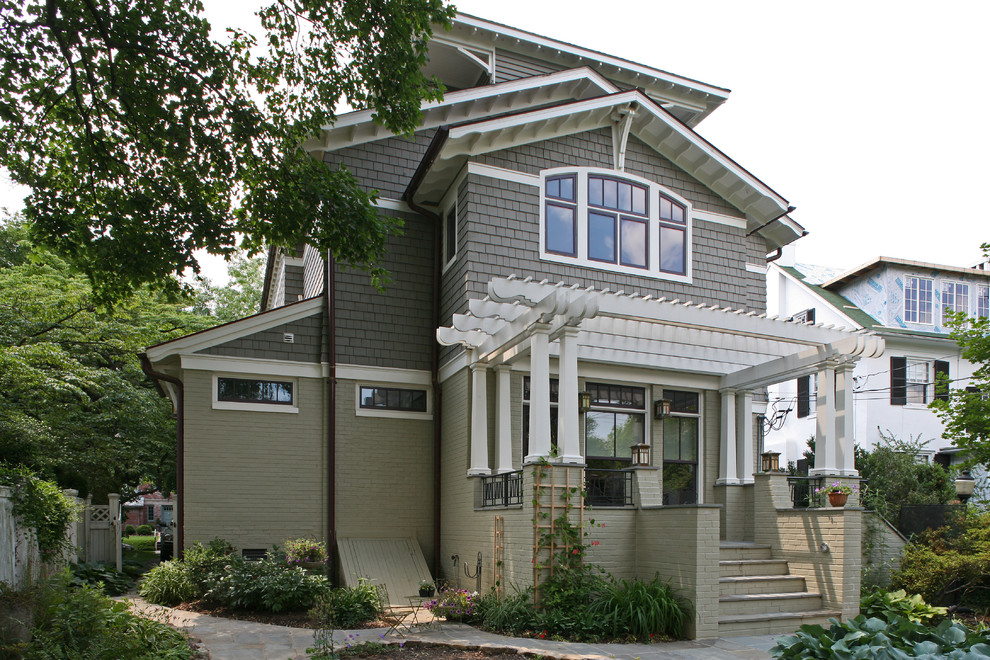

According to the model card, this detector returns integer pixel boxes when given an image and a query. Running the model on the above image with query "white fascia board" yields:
[772,265,865,330]
[145,297,324,362]
[693,209,746,229]
[335,363,432,386]
[466,162,540,187]
[375,197,413,213]
[180,354,326,379]
[453,14,729,101]
[746,263,767,274]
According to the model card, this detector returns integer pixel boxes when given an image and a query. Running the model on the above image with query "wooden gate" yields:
[80,494,122,570]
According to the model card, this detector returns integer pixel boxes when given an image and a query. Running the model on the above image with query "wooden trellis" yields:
[493,514,504,598]
[531,464,584,605]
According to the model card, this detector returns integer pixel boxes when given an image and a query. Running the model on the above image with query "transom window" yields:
[904,276,933,324]
[540,168,691,281]
[360,386,427,412]
[217,377,293,405]
[585,382,645,463]
[942,282,969,324]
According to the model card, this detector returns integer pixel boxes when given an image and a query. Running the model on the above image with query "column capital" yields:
[719,387,737,396]
[493,364,513,374]
[470,361,489,373]
[528,322,552,337]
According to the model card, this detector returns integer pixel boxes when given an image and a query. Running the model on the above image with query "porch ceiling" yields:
[437,276,884,388]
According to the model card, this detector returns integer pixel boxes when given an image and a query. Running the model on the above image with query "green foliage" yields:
[191,254,266,322]
[310,579,379,630]
[209,555,329,613]
[589,575,690,640]
[69,562,133,597]
[857,432,955,526]
[284,537,328,565]
[3,572,192,659]
[474,590,538,633]
[138,559,195,607]
[892,510,990,608]
[0,0,455,302]
[123,535,157,552]
[136,524,153,536]
[0,465,78,558]
[124,525,137,536]
[771,615,990,659]
[425,588,478,622]
[861,587,947,624]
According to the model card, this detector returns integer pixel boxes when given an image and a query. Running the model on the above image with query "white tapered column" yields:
[525,324,552,463]
[495,365,513,473]
[835,365,858,476]
[557,327,583,465]
[717,389,740,485]
[736,390,754,484]
[811,365,838,475]
[467,359,491,476]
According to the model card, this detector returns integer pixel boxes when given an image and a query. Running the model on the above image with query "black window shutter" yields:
[891,356,907,405]
[797,375,810,418]
[934,360,950,402]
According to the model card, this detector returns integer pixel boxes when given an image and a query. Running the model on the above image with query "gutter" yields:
[324,252,338,582]
[746,205,797,238]
[402,191,444,578]
[138,353,185,559]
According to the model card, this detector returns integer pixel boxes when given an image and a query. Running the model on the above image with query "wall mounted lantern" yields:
[653,398,672,420]
[956,470,976,505]
[631,443,652,466]
[761,451,781,473]
[578,391,592,414]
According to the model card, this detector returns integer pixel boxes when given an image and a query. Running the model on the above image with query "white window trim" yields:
[941,280,970,323]
[978,284,990,319]
[904,357,931,406]
[355,382,433,420]
[441,196,458,274]
[539,167,692,283]
[904,276,934,325]
[212,373,299,414]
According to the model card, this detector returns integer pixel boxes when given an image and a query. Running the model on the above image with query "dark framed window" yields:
[217,377,293,405]
[584,382,645,461]
[523,377,558,457]
[796,375,811,418]
[662,389,699,505]
[588,175,649,269]
[545,175,577,257]
[658,194,686,275]
[359,386,427,412]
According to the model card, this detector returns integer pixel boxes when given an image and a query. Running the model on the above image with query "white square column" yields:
[835,365,858,476]
[736,390,754,484]
[495,365,514,474]
[811,365,838,475]
[467,359,491,476]
[557,327,583,465]
[717,388,740,485]
[525,324,552,463]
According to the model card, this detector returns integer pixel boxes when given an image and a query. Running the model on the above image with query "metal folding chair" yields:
[375,584,407,637]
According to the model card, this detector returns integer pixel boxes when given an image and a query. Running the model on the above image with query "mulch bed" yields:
[173,602,388,629]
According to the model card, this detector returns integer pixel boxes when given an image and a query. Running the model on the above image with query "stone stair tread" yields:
[719,575,805,583]
[719,541,772,549]
[719,609,841,624]
[720,591,821,602]
[719,558,788,565]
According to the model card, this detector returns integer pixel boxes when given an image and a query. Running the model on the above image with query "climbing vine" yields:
[0,465,79,558]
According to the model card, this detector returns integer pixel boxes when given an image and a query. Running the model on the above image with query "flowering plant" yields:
[418,579,435,590]
[283,537,328,564]
[424,588,478,621]
[813,482,857,496]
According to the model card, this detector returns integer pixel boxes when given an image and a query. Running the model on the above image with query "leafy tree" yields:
[931,242,990,467]
[0,217,215,500]
[192,254,266,323]
[0,0,454,302]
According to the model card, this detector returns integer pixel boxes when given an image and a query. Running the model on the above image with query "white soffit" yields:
[411,90,802,246]
[145,297,324,363]
[306,67,620,152]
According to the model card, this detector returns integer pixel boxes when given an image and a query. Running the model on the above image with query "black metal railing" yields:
[585,469,634,507]
[481,470,523,508]
[787,476,824,508]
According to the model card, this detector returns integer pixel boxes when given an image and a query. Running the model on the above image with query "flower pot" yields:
[828,492,849,507]
[419,587,435,597]
[300,560,324,571]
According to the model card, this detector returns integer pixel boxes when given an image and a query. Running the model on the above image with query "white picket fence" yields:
[0,487,121,589]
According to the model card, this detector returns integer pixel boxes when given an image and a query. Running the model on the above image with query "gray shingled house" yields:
[142,13,882,638]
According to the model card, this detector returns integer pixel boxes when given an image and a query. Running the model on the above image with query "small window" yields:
[146,505,155,521]
[360,386,427,412]
[217,377,293,405]
[905,276,933,324]
[662,389,699,505]
[942,282,969,324]
[978,286,990,319]
[545,175,577,257]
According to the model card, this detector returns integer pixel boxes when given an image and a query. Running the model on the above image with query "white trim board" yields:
[336,364,433,386]
[181,354,326,379]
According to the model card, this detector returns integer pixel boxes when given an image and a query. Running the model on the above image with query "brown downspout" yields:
[324,252,338,583]
[404,195,444,577]
[138,353,184,559]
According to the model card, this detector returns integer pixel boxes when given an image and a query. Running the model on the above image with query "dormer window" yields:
[904,276,933,324]
[540,168,691,281]
[941,281,969,324]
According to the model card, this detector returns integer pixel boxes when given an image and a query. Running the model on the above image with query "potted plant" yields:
[284,537,328,570]
[814,482,857,508]
[418,579,435,597]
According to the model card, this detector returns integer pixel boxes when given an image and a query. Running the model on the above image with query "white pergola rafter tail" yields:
[467,298,528,321]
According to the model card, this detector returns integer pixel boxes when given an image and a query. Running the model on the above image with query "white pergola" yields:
[438,276,884,481]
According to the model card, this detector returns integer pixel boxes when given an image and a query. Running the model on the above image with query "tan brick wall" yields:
[334,379,435,570]
[862,511,906,588]
[714,485,754,542]
[182,370,326,551]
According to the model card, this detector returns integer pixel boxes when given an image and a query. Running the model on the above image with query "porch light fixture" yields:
[956,470,976,505]
[653,398,672,420]
[578,391,592,414]
[761,451,781,473]
[631,443,651,466]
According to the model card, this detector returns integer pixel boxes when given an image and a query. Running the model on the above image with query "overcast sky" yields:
[3,0,986,281]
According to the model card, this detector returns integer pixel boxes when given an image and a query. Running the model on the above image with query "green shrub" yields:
[588,574,689,639]
[183,539,235,602]
[892,510,990,608]
[136,523,153,535]
[139,560,194,606]
[284,537,328,565]
[123,535,156,552]
[125,524,137,536]
[860,586,947,624]
[69,562,133,596]
[474,590,537,634]
[0,465,78,558]
[771,615,990,658]
[425,588,478,622]
[310,579,379,629]
[208,555,329,612]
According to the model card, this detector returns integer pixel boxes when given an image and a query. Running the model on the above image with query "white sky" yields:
[3,0,987,282]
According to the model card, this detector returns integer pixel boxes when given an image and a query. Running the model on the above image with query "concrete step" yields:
[719,592,823,617]
[718,609,841,636]
[719,575,807,596]
[719,559,789,577]
[719,542,772,562]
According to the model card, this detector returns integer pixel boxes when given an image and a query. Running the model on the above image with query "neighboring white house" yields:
[766,248,989,476]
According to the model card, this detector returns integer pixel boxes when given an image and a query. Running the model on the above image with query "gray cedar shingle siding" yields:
[322,130,438,200]
[493,49,565,84]
[283,264,305,304]
[333,208,435,371]
[199,313,324,363]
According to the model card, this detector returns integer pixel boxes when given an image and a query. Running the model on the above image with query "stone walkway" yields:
[126,597,779,660]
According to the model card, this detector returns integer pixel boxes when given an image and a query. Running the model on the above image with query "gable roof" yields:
[821,256,990,291]
[405,89,804,249]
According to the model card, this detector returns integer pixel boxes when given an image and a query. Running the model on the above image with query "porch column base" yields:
[808,468,860,478]
[467,468,491,477]
[558,455,585,466]
[715,478,746,486]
